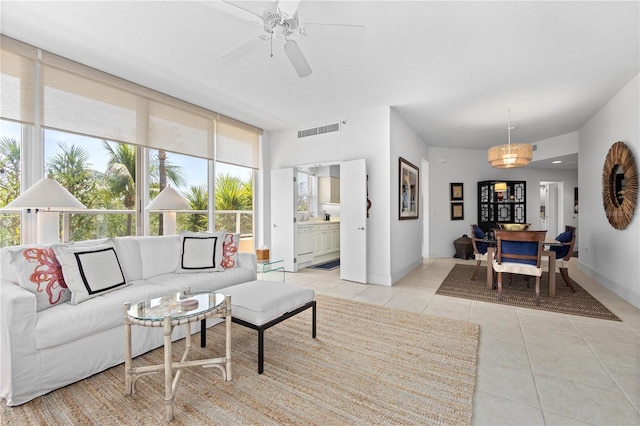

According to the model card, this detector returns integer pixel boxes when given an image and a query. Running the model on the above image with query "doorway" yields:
[539,181,562,237]
[270,159,367,282]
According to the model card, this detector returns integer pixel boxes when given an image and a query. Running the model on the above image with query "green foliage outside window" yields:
[0,133,254,245]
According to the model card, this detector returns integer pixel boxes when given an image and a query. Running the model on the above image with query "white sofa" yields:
[0,234,257,406]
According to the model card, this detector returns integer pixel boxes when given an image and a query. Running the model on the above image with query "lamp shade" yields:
[494,182,508,192]
[6,177,86,210]
[146,186,191,210]
[488,143,533,169]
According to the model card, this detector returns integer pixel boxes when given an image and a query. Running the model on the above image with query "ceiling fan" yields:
[219,0,365,78]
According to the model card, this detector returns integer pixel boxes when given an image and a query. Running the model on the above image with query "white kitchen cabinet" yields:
[318,177,340,204]
[313,228,323,253]
[297,222,340,268]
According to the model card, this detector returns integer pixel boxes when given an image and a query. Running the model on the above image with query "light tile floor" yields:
[284,258,640,425]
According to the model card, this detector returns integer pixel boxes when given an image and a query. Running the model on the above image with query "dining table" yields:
[483,237,562,297]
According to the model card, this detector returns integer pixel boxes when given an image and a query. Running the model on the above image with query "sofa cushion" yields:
[138,235,180,279]
[33,281,175,349]
[9,245,70,311]
[176,231,225,273]
[54,243,129,305]
[145,266,256,294]
[113,237,142,281]
[222,232,240,269]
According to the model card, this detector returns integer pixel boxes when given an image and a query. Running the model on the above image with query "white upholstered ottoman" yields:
[201,280,316,374]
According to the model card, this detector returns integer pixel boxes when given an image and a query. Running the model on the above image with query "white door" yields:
[270,168,297,272]
[340,159,367,283]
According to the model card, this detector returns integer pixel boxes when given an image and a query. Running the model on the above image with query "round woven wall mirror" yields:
[602,141,638,229]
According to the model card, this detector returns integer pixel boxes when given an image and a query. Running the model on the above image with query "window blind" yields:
[216,118,261,169]
[2,35,262,166]
[0,44,36,124]
[42,64,139,145]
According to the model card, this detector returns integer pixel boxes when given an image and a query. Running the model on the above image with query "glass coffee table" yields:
[124,288,232,421]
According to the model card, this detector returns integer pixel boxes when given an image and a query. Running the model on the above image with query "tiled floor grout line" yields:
[515,307,548,424]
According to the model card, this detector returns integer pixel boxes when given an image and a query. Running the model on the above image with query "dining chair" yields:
[549,226,577,292]
[493,229,547,305]
[470,224,489,281]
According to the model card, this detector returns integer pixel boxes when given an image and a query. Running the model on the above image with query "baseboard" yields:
[578,260,640,309]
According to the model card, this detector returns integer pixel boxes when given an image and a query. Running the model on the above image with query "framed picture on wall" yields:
[399,157,419,220]
[450,182,464,201]
[450,202,464,220]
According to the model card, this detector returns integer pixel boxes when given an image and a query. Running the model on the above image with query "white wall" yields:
[264,106,393,285]
[533,132,579,160]
[428,147,578,258]
[578,74,639,308]
[389,108,429,283]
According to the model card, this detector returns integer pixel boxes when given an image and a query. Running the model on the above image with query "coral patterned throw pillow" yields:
[222,233,240,269]
[9,246,70,311]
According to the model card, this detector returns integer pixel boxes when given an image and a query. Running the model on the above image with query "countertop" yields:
[297,220,340,227]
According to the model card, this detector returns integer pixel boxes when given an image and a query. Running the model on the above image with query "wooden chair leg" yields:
[471,260,481,281]
[535,276,540,306]
[560,268,576,292]
[497,271,503,301]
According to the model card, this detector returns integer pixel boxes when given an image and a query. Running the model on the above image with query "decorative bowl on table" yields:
[500,223,531,231]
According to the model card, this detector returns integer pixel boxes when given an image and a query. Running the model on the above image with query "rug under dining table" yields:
[436,264,620,321]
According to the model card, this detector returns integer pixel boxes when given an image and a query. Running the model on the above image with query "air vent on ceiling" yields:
[298,122,341,138]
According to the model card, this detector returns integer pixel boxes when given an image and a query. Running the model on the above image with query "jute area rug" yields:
[437,264,620,321]
[1,295,480,425]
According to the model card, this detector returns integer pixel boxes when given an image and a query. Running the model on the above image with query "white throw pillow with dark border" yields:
[176,231,225,273]
[53,243,128,305]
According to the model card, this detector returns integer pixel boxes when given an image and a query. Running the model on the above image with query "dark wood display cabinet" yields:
[477,180,527,232]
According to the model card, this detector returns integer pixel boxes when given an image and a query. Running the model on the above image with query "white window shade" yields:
[0,48,35,124]
[216,119,260,169]
[42,65,139,145]
[2,35,263,166]
[149,102,214,160]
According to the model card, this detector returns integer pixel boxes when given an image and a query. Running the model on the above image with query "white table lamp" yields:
[146,186,191,235]
[6,177,86,244]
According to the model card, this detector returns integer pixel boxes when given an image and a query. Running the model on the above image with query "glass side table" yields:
[257,259,285,282]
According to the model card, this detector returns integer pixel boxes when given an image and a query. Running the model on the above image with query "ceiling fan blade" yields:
[283,39,312,78]
[299,23,365,45]
[277,0,301,19]
[222,36,266,63]
[216,0,264,24]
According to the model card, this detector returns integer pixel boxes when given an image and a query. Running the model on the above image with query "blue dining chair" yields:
[549,226,577,292]
[470,224,489,281]
[493,229,547,305]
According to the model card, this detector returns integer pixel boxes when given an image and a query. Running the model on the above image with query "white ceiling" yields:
[1,1,638,161]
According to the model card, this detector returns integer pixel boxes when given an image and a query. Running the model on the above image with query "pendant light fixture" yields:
[488,110,533,168]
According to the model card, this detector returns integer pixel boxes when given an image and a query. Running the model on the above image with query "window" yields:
[297,171,314,215]
[147,149,208,235]
[44,129,138,241]
[214,162,253,251]
[0,120,22,246]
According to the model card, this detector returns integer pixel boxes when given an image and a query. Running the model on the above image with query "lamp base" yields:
[37,211,60,244]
